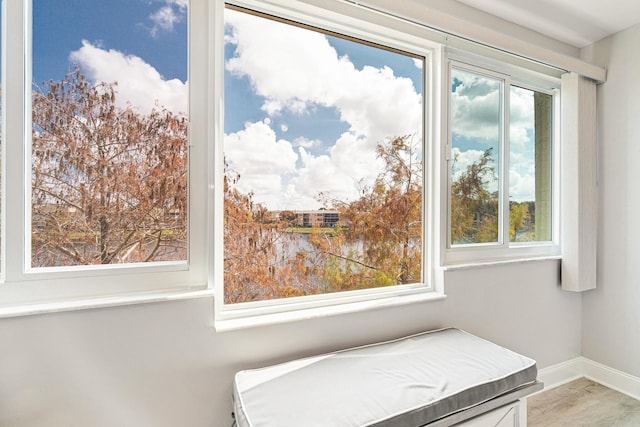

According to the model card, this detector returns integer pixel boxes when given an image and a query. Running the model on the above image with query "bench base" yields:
[430,382,543,426]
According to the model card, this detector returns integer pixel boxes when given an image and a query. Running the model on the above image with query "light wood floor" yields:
[528,377,640,427]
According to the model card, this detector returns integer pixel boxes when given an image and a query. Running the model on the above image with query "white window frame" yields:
[0,0,210,314]
[213,0,441,326]
[442,50,561,267]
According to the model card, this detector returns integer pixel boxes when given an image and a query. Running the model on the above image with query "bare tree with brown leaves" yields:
[313,135,423,290]
[31,66,187,267]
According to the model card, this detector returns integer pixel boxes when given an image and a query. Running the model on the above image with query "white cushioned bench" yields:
[233,328,542,427]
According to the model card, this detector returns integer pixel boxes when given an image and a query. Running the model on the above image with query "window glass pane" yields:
[31,0,188,267]
[450,67,501,245]
[509,86,552,242]
[223,7,424,304]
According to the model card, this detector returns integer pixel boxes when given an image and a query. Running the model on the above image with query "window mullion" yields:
[186,0,211,288]
[2,0,28,283]
[500,78,510,248]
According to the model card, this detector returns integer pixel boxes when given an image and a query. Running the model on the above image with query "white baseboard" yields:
[581,357,640,401]
[536,357,585,391]
[537,357,640,401]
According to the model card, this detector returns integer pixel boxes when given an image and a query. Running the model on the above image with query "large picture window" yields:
[222,6,426,304]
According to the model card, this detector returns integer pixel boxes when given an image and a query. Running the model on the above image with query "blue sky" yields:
[33,0,187,83]
[32,0,188,115]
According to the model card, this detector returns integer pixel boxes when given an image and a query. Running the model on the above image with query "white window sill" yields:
[214,290,446,332]
[442,255,561,271]
[0,287,215,319]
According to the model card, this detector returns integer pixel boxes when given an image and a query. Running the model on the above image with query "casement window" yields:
[444,59,560,265]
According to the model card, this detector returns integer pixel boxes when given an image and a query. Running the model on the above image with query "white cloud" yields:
[148,1,187,37]
[224,9,423,209]
[328,131,382,188]
[168,0,188,7]
[224,122,380,210]
[510,126,529,147]
[509,169,535,202]
[451,147,485,182]
[508,87,536,201]
[149,6,178,36]
[69,40,187,115]
[451,85,501,142]
[225,121,299,209]
[290,146,368,208]
[509,86,535,149]
[292,137,320,149]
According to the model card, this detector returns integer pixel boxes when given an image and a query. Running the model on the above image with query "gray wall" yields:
[0,260,581,426]
[581,23,640,378]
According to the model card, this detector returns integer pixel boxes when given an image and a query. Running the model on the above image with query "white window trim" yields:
[216,290,446,332]
[0,0,211,315]
[213,0,442,326]
[441,51,562,267]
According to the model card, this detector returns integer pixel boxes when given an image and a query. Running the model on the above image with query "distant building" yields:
[274,209,341,228]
